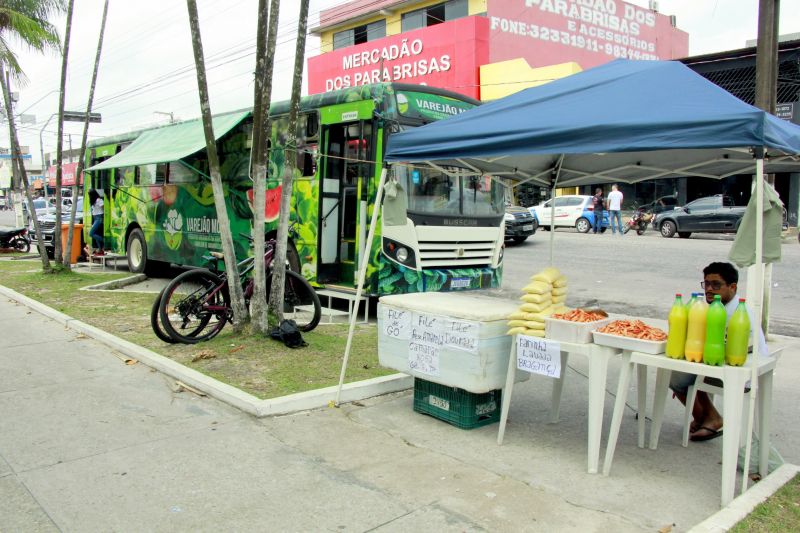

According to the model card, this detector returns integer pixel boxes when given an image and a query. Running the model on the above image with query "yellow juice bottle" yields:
[665,294,688,359]
[726,298,751,366]
[684,297,707,363]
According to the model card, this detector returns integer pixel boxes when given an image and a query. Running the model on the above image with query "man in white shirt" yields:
[606,184,624,235]
[669,262,768,441]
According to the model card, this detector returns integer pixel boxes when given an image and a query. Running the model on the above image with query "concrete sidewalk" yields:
[1,296,798,532]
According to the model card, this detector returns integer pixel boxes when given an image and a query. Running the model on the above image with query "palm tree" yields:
[267,0,310,327]
[250,0,281,333]
[64,0,108,271]
[0,0,66,270]
[186,0,247,330]
[52,0,74,266]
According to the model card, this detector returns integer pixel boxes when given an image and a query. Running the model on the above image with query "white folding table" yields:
[602,350,778,507]
[497,337,622,474]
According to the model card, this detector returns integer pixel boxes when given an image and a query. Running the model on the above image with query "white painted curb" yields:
[0,285,412,417]
[689,463,800,532]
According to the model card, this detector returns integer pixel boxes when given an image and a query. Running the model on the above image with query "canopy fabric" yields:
[385,60,800,186]
[87,110,250,171]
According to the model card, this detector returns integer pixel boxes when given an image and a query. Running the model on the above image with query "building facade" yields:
[308,0,688,101]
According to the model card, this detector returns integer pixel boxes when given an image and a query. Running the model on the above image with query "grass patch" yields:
[731,474,800,532]
[0,260,392,399]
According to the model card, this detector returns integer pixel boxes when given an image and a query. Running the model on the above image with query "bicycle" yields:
[156,237,321,344]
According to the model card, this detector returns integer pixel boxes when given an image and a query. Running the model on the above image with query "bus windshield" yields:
[394,165,503,217]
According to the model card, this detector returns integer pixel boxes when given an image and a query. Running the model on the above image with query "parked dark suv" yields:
[29,198,85,257]
[504,205,537,244]
[654,195,745,238]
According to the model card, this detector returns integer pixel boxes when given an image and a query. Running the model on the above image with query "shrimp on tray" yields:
[596,320,667,341]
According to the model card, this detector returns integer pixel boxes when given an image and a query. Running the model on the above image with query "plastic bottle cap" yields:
[714,294,721,300]
[739,298,746,302]
[675,293,681,297]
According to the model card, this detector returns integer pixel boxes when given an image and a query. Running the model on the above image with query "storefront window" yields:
[333,20,386,50]
[401,0,467,32]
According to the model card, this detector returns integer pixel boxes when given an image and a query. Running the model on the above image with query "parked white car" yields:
[529,195,595,231]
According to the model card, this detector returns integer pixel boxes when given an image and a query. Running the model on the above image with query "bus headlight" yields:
[396,247,409,263]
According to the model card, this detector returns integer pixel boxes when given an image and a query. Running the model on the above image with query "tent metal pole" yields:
[335,167,388,406]
[741,156,765,493]
[549,156,564,266]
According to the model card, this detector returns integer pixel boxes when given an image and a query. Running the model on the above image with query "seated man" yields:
[670,261,768,442]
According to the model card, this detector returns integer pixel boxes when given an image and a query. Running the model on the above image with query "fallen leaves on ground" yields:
[191,349,216,362]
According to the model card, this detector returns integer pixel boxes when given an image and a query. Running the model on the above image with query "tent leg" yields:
[741,156,766,492]
[334,167,388,406]
[549,186,556,266]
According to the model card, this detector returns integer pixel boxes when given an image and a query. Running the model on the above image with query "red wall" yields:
[307,17,490,99]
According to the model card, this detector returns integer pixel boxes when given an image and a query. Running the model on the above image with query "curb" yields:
[689,463,800,532]
[0,285,412,417]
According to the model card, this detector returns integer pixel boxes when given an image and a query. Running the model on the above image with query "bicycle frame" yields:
[203,240,278,306]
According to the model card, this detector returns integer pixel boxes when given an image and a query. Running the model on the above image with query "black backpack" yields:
[269,319,308,348]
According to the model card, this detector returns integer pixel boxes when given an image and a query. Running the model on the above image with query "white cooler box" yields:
[378,292,530,393]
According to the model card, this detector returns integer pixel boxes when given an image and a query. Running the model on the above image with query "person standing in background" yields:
[607,184,624,235]
[591,187,605,234]
[88,189,104,256]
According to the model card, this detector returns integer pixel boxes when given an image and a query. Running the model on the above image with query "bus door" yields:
[318,121,372,286]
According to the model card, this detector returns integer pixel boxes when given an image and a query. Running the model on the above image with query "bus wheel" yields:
[127,228,148,274]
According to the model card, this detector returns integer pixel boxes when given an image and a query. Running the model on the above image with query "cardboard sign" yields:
[516,335,561,378]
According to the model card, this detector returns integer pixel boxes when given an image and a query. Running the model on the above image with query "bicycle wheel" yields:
[159,269,230,344]
[150,287,177,344]
[268,270,321,332]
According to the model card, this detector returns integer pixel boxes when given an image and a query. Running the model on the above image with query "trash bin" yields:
[61,223,84,264]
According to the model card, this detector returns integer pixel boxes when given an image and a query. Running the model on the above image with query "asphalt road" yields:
[4,208,797,335]
[501,227,800,336]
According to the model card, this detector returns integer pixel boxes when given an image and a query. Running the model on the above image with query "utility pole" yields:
[755,0,780,184]
[752,0,780,338]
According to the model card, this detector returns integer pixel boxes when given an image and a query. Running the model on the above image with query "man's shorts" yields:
[669,371,723,396]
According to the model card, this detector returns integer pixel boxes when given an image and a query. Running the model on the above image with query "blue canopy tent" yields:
[375,59,800,491]
[383,59,800,314]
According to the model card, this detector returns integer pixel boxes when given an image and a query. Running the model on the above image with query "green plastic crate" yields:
[412,378,501,430]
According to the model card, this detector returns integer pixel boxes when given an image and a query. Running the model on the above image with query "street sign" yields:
[62,111,102,123]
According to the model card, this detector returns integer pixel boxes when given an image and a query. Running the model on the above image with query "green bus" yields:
[84,83,505,295]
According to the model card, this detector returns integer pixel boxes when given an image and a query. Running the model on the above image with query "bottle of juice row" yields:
[666,294,687,359]
[685,295,707,363]
[726,298,750,366]
[703,294,726,366]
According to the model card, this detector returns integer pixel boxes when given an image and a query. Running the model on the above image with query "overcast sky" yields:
[5,0,799,167]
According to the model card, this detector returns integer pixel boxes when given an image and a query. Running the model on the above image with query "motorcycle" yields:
[623,206,654,235]
[0,227,31,253]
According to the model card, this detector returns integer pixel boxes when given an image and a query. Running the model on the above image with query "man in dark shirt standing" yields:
[591,188,604,234]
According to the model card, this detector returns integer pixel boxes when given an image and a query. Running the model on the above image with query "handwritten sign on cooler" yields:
[404,312,480,377]
[516,335,562,379]
[381,307,411,339]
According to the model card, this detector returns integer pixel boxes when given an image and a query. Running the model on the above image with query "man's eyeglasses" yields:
[700,281,726,290]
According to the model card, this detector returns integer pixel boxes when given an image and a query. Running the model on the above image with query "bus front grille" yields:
[417,240,496,269]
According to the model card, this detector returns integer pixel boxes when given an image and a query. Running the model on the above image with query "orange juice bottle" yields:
[703,295,726,366]
[726,298,750,366]
[684,296,708,363]
[665,294,688,359]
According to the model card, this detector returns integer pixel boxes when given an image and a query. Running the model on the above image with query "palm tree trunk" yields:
[0,69,51,269]
[64,0,108,271]
[251,0,281,333]
[52,0,75,266]
[186,0,247,330]
[268,0,310,327]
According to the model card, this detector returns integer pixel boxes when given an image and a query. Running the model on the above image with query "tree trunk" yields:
[251,0,281,333]
[52,0,75,266]
[64,0,109,271]
[268,0,310,328]
[186,0,248,330]
[0,69,51,269]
